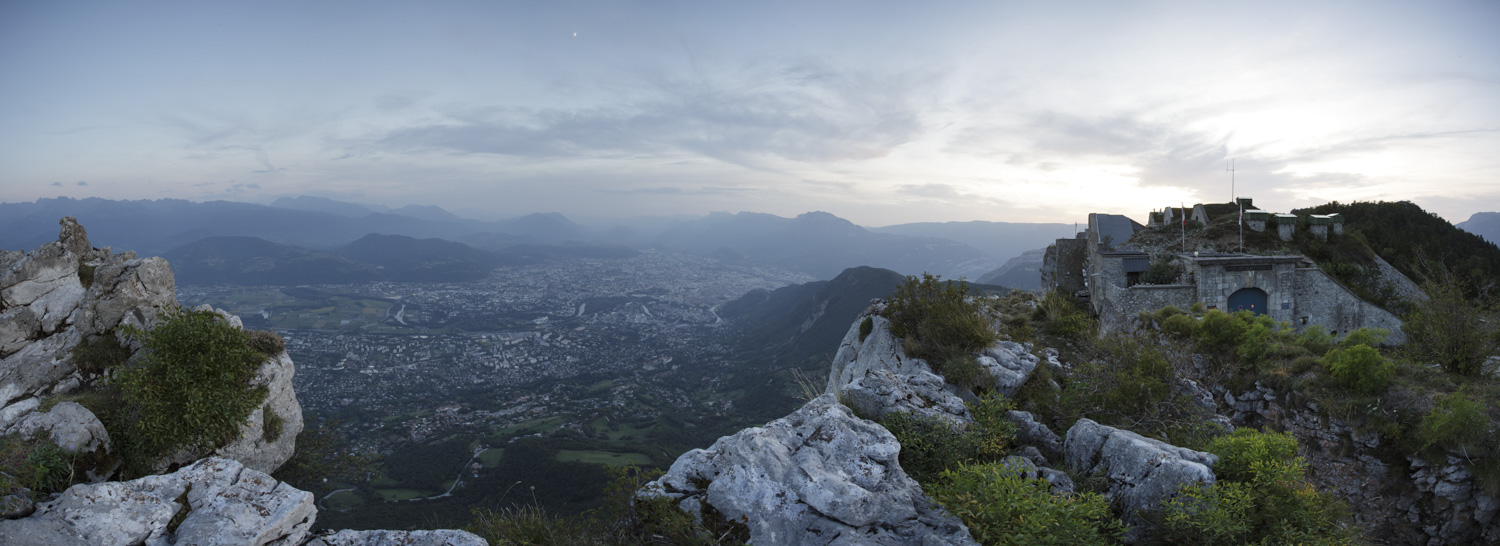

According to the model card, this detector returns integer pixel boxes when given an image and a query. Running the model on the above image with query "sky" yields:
[2,0,1497,226]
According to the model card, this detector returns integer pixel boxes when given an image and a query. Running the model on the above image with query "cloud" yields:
[375,58,928,167]
[49,181,63,187]
[76,181,87,186]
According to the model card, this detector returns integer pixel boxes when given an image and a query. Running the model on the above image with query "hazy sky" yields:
[2,1,1497,225]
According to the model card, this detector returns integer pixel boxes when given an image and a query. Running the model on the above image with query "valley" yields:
[176,250,824,529]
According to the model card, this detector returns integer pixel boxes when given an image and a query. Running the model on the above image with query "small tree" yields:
[1403,268,1498,376]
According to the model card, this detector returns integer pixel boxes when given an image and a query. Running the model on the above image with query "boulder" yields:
[302,529,488,546]
[648,394,976,545]
[1064,418,1217,537]
[0,457,315,546]
[977,341,1038,396]
[827,314,971,425]
[2,401,110,455]
[1005,410,1063,462]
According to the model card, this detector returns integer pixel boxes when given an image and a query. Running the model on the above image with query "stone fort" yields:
[1041,199,1407,343]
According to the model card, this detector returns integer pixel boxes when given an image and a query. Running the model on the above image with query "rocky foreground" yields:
[0,219,484,545]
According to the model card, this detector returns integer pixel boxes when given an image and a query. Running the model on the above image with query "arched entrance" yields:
[1228,288,1269,315]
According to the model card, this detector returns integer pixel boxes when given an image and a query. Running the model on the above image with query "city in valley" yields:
[176,250,815,528]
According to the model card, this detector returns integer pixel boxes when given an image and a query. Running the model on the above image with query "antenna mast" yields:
[1227,159,1236,202]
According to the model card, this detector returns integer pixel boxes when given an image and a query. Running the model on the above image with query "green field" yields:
[375,488,432,501]
[555,450,652,466]
[478,448,505,467]
[493,416,567,437]
[324,490,364,511]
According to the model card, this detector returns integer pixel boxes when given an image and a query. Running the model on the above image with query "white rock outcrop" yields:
[0,218,302,476]
[2,401,111,455]
[648,394,977,545]
[0,457,315,546]
[1064,418,1218,537]
[302,529,488,546]
[826,313,972,425]
[1,218,175,408]
[976,340,1038,397]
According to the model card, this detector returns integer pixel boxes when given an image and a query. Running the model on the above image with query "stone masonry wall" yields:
[1291,267,1406,343]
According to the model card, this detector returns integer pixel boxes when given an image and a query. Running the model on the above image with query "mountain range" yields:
[2,197,1076,285]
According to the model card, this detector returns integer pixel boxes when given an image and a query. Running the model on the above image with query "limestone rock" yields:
[1,218,178,409]
[0,457,314,546]
[303,529,488,546]
[1006,410,1063,462]
[0,484,34,519]
[827,313,971,425]
[0,219,302,476]
[648,394,976,545]
[1064,418,1217,537]
[996,456,1075,494]
[977,341,1038,396]
[2,401,110,455]
[211,350,304,475]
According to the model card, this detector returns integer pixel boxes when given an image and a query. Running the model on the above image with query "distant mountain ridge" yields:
[1457,212,1500,244]
[654,211,1001,280]
[0,197,587,255]
[976,248,1046,290]
[161,233,642,286]
[869,220,1078,264]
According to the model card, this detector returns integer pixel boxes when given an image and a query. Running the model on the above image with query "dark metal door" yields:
[1228,288,1268,315]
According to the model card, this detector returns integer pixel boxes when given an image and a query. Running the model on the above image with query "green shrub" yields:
[880,394,1016,484]
[1339,327,1387,349]
[1421,388,1488,452]
[467,504,595,545]
[22,442,74,493]
[942,356,994,393]
[928,461,1121,545]
[1161,313,1199,338]
[858,316,874,342]
[115,307,268,471]
[1206,428,1300,483]
[77,264,96,289]
[1161,428,1357,545]
[1060,335,1182,434]
[262,406,284,443]
[1196,310,1247,354]
[1296,325,1335,355]
[1290,355,1322,374]
[70,333,131,376]
[1325,344,1394,394]
[1402,271,1497,376]
[1141,257,1180,285]
[885,274,998,376]
[245,329,285,357]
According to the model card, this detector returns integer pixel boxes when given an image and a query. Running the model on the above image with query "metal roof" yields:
[1094,214,1140,248]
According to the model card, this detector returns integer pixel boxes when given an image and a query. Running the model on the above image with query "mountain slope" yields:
[1457,211,1500,244]
[336,234,511,282]
[721,266,907,365]
[1295,201,1500,291]
[162,236,382,285]
[869,220,1078,261]
[976,248,1046,290]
